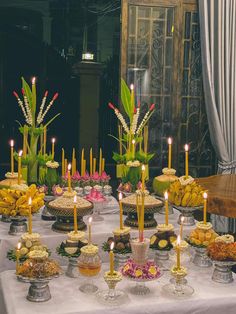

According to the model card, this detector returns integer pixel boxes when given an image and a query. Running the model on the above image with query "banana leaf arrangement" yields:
[108,79,155,191]
[13,77,60,184]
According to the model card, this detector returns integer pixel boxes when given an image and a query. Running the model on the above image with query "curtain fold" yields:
[199,0,236,232]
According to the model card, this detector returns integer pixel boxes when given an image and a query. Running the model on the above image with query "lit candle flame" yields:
[181,216,184,223]
[10,139,14,147]
[141,165,145,172]
[32,77,36,84]
[88,216,92,224]
[110,242,114,251]
[17,242,21,250]
[18,150,23,157]
[51,138,56,144]
[73,195,77,203]
[118,192,123,201]
[167,137,172,145]
[184,144,189,152]
[68,163,71,171]
[203,192,208,199]
[177,235,181,245]
[132,139,135,144]
[28,197,32,206]
[164,191,168,200]
[130,84,134,90]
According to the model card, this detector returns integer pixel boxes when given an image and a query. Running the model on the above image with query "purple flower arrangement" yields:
[121,259,160,280]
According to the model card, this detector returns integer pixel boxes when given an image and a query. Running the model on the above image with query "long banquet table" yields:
[0,198,235,314]
[1,264,236,314]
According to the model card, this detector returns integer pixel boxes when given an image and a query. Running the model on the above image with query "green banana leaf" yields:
[121,78,133,119]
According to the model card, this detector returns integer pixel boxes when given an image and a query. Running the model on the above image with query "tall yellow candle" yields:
[83,159,86,175]
[90,148,93,176]
[81,149,84,174]
[64,159,68,174]
[51,138,55,160]
[99,148,102,175]
[176,235,181,269]
[130,84,134,108]
[43,126,47,155]
[140,192,145,242]
[136,193,140,225]
[109,242,114,275]
[28,197,32,234]
[17,150,22,185]
[72,148,76,175]
[16,242,21,275]
[164,191,169,226]
[67,163,72,192]
[180,216,184,239]
[118,192,123,229]
[168,137,172,169]
[93,158,96,174]
[88,216,92,244]
[141,165,145,191]
[203,192,208,224]
[62,148,65,176]
[102,158,105,172]
[132,139,135,160]
[184,144,189,178]
[73,195,78,233]
[10,140,14,173]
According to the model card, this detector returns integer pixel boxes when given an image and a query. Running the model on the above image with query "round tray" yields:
[122,197,163,228]
[47,201,93,233]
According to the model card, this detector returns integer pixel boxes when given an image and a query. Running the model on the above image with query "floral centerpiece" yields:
[13,77,60,184]
[108,79,155,192]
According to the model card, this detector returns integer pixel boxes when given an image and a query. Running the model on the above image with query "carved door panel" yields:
[121,0,216,177]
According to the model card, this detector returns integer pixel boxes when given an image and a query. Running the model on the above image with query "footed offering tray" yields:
[121,194,163,228]
[211,260,236,284]
[17,274,60,302]
[193,247,212,267]
[9,216,27,235]
[47,196,93,232]
[174,205,203,226]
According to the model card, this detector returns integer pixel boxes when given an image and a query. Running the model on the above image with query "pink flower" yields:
[85,188,106,203]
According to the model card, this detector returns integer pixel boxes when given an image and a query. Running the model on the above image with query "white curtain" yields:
[199,0,236,232]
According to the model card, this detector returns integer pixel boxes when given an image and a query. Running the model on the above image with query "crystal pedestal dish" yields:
[78,244,101,294]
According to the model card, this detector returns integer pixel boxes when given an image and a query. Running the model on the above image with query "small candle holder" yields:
[193,247,212,268]
[66,257,79,278]
[211,260,236,284]
[162,266,194,297]
[96,271,127,306]
[9,216,27,235]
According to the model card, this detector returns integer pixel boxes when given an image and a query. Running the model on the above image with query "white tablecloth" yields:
[0,264,236,314]
[0,198,194,272]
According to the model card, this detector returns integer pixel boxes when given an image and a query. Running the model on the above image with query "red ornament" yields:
[13,91,19,98]
[149,103,155,111]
